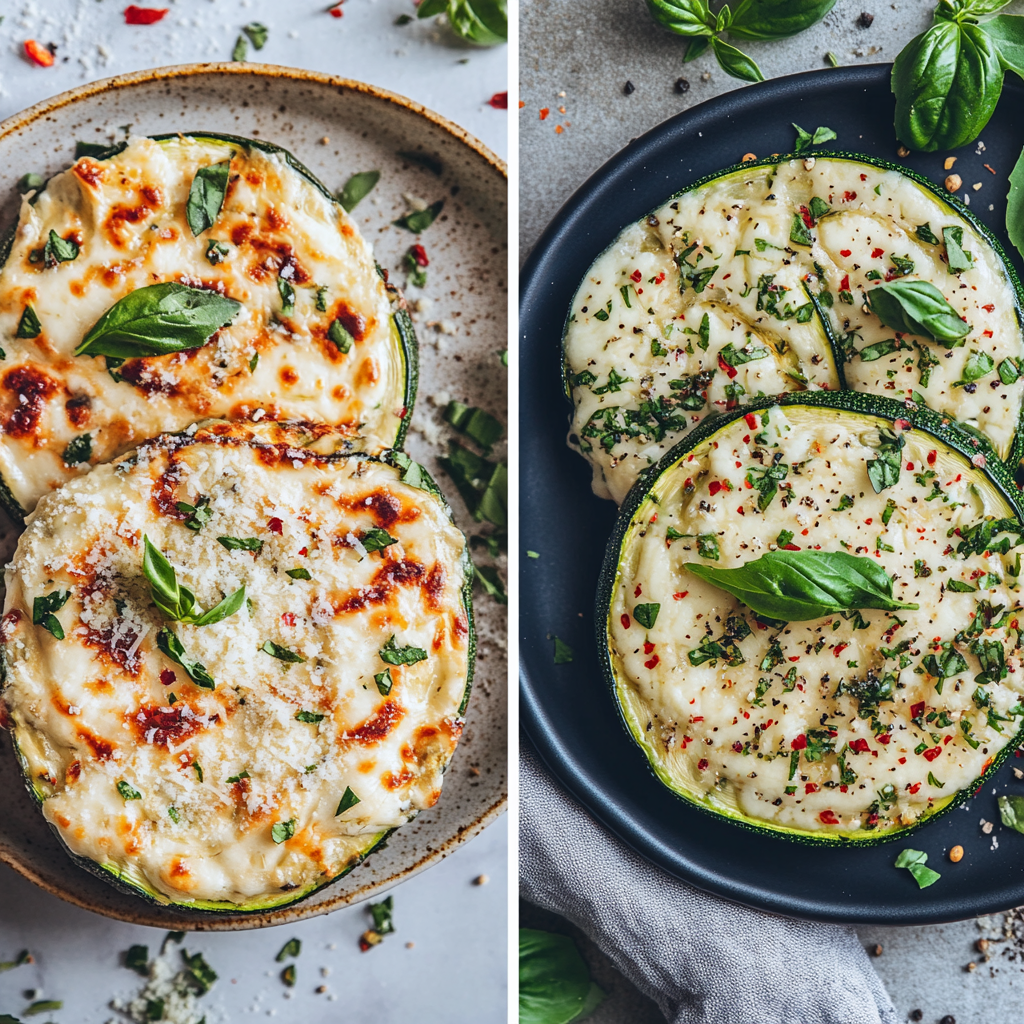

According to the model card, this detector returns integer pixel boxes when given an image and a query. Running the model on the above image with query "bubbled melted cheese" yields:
[0,136,406,514]
[0,422,470,907]
[609,405,1024,838]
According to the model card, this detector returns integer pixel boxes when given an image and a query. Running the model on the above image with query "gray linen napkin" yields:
[520,744,898,1024]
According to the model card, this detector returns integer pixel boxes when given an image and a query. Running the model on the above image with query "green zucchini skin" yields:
[3,443,475,915]
[561,150,1024,474]
[596,390,1024,847]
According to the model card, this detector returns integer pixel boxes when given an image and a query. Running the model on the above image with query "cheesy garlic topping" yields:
[0,135,409,514]
[566,157,1023,504]
[608,403,1024,839]
[1,421,471,908]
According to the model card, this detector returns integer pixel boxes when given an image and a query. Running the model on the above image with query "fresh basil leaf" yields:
[445,400,504,452]
[117,780,142,801]
[243,21,268,49]
[275,939,301,962]
[76,141,112,159]
[1007,143,1024,267]
[362,528,398,553]
[62,432,91,465]
[955,349,994,385]
[999,357,1022,384]
[475,562,507,604]
[338,170,380,212]
[272,820,295,844]
[157,627,216,689]
[789,212,813,246]
[439,442,507,527]
[44,229,79,265]
[125,944,150,975]
[17,172,44,193]
[894,847,941,888]
[379,634,428,665]
[75,283,241,359]
[16,305,41,339]
[644,0,713,35]
[866,427,905,494]
[370,894,396,935]
[943,225,973,273]
[684,33,713,60]
[33,589,69,640]
[519,928,604,1024]
[394,199,444,233]
[205,239,229,265]
[865,279,971,346]
[143,536,183,612]
[858,339,901,362]
[328,318,353,354]
[981,14,1024,80]
[711,35,764,82]
[552,635,574,664]
[231,34,247,61]
[190,586,245,627]
[217,535,263,553]
[286,567,312,581]
[892,20,1003,151]
[685,550,919,621]
[915,222,941,245]
[176,497,212,531]
[418,0,508,44]
[225,770,250,783]
[277,277,295,315]
[728,0,835,40]
[336,787,361,815]
[24,1001,63,1017]
[261,640,306,663]
[374,668,393,695]
[633,603,660,629]
[999,793,1024,833]
[181,950,217,994]
[808,195,831,220]
[186,160,231,236]
[295,710,325,723]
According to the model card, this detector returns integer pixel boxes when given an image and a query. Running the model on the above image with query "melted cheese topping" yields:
[608,404,1024,839]
[566,157,1023,504]
[1,422,470,907]
[0,136,408,514]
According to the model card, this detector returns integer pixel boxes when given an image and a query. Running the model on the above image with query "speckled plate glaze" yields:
[0,62,507,930]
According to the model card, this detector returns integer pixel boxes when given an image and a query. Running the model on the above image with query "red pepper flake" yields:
[24,40,55,66]
[791,733,807,750]
[848,738,870,753]
[732,741,743,753]
[644,654,660,669]
[268,517,284,534]
[788,655,800,662]
[805,782,819,794]
[910,701,925,718]
[833,643,849,657]
[819,809,839,825]
[839,275,851,293]
[899,757,907,764]
[621,614,631,630]
[708,481,723,496]
[487,92,508,109]
[654,272,666,285]
[923,746,942,762]
[634,584,642,598]
[843,191,857,202]
[124,5,168,23]
[681,736,692,748]
[539,108,550,120]
[800,528,809,536]
[643,641,655,655]
[298,547,308,557]
[519,100,526,109]
[697,758,709,770]
[281,612,296,627]
[630,269,643,283]
[982,303,996,312]
[737,506,745,516]
[672,591,688,601]
[926,449,937,466]
[799,205,814,228]
[717,353,738,379]
[160,669,176,686]
[409,243,429,267]
[871,247,884,259]
[649,512,658,523]
[784,543,800,551]
[908,782,922,794]
[859,174,868,182]
[328,2,344,16]
[744,412,760,430]
[877,734,891,744]
[983,328,994,338]
[906,461,914,471]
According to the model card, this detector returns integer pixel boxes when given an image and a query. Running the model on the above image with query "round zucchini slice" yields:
[600,392,1024,843]
[0,421,472,911]
[0,133,416,517]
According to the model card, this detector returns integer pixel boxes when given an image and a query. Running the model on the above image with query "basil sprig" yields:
[684,550,919,621]
[645,0,834,81]
[519,928,605,1024]
[157,627,216,689]
[75,283,241,360]
[416,0,507,45]
[186,160,231,236]
[865,280,971,346]
[143,536,245,626]
[999,794,1024,834]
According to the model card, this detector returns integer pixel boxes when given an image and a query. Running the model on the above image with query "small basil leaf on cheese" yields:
[157,627,216,689]
[633,603,660,629]
[327,318,353,354]
[374,668,393,695]
[336,787,361,815]
[15,305,41,339]
[125,944,150,975]
[182,951,217,994]
[176,496,212,531]
[277,276,295,315]
[192,762,204,782]
[943,225,974,274]
[44,230,79,266]
[915,222,941,245]
[685,550,919,621]
[168,806,181,823]
[790,212,813,247]
[190,587,246,627]
[379,634,427,665]
[999,794,1024,833]
[393,199,444,233]
[75,282,241,359]
[275,938,301,962]
[999,357,1022,384]
[315,285,329,311]
[16,171,44,193]
[145,538,242,626]
[62,433,91,466]
[32,589,69,640]
[249,352,259,372]
[286,567,312,580]
[337,170,380,212]
[186,159,231,236]
[444,401,504,453]
[225,770,250,783]
[865,280,971,346]
[243,20,268,48]
[894,848,940,889]
[866,428,905,494]
[261,639,306,663]
[205,239,229,265]
[117,780,142,801]
[361,528,397,553]
[294,710,325,723]
[953,350,995,387]
[271,819,296,844]
[218,535,264,553]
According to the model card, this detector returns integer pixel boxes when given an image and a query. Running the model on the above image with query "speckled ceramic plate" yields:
[0,62,507,930]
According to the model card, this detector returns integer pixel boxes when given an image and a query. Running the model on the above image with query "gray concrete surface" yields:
[520,1,1024,1021]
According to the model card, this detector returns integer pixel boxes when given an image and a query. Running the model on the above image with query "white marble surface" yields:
[0,2,507,1022]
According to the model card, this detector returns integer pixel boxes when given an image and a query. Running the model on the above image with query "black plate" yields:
[519,63,1024,924]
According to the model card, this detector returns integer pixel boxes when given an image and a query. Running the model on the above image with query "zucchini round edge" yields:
[598,390,1024,845]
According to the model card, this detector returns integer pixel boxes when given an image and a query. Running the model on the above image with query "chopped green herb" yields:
[243,21,268,48]
[176,496,212,531]
[633,603,660,629]
[374,668,393,696]
[125,944,150,976]
[33,589,70,640]
[286,567,312,580]
[117,780,142,801]
[361,528,397,553]
[336,787,361,815]
[552,635,574,664]
[445,401,503,452]
[277,276,295,315]
[379,634,427,665]
[294,710,325,723]
[16,305,41,339]
[261,640,306,664]
[181,950,218,994]
[205,239,230,265]
[272,819,296,844]
[894,848,940,889]
[338,171,380,212]
[394,199,444,233]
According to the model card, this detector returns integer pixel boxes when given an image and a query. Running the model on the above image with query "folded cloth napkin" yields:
[520,743,898,1024]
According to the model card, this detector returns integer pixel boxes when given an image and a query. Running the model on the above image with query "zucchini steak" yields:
[0,421,472,910]
[601,394,1024,842]
[0,133,415,516]
[565,155,1024,503]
